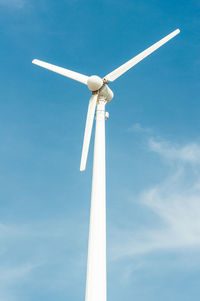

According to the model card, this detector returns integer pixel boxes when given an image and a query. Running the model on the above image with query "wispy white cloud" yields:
[0,263,39,301]
[127,123,152,134]
[149,137,200,164]
[0,263,36,282]
[0,218,87,300]
[110,130,200,260]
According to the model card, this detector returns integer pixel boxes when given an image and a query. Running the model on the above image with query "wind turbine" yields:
[32,28,180,301]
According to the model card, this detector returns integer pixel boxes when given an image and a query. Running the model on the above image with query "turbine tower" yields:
[32,28,180,301]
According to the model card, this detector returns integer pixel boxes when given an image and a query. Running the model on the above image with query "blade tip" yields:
[80,164,86,172]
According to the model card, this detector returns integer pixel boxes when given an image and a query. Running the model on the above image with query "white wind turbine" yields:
[32,28,180,301]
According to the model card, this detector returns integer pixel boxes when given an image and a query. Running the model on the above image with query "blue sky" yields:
[0,0,200,300]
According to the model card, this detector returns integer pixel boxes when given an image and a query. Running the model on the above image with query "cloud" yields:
[149,138,200,164]
[0,218,87,300]
[127,123,152,134]
[0,263,39,301]
[0,263,37,283]
[110,132,200,260]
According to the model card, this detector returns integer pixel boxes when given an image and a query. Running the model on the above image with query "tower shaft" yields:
[85,98,107,301]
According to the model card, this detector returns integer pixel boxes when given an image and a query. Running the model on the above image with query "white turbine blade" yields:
[104,28,180,82]
[80,93,98,171]
[32,59,89,85]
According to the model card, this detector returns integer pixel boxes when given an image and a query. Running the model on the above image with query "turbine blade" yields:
[32,59,89,85]
[80,93,98,171]
[104,28,180,82]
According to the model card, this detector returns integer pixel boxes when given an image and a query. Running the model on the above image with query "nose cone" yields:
[87,75,103,91]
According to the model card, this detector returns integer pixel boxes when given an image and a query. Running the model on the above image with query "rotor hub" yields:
[87,75,103,92]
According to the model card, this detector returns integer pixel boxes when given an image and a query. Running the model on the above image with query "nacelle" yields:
[99,84,114,102]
